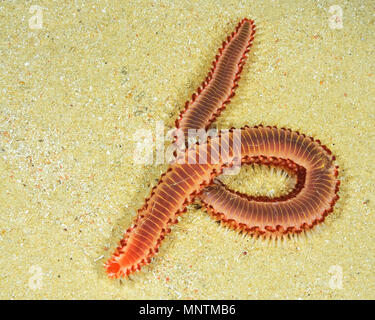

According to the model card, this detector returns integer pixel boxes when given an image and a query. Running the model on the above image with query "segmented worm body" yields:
[176,18,255,136]
[105,18,340,278]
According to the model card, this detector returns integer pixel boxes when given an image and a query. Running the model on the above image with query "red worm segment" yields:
[105,158,216,278]
[105,18,340,278]
[176,18,256,137]
[200,126,340,237]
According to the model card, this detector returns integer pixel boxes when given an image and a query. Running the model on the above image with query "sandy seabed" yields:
[0,0,374,299]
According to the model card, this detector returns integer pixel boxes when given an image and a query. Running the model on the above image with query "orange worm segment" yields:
[176,18,256,137]
[200,126,340,237]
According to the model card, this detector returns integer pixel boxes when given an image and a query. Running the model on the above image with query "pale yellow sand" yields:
[0,0,374,299]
